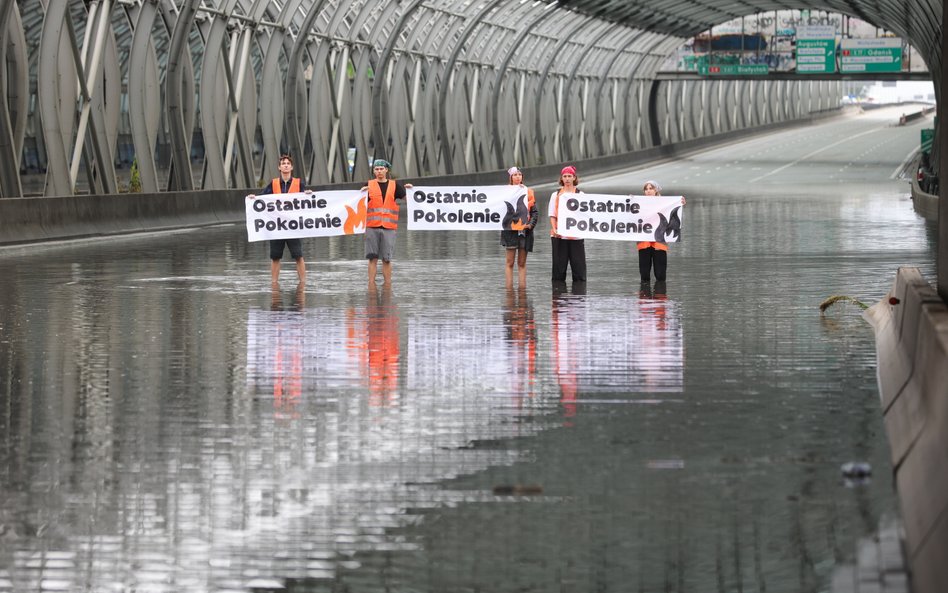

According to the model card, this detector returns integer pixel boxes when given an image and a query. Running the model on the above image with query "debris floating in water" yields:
[819,295,869,313]
[493,484,544,496]
[840,461,872,478]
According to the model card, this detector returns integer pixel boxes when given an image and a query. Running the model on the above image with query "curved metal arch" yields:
[453,5,537,174]
[127,0,162,193]
[559,21,625,162]
[0,1,25,197]
[532,15,598,165]
[37,0,75,197]
[370,0,425,163]
[588,29,648,156]
[258,0,304,181]
[165,0,201,191]
[283,0,329,183]
[368,0,435,178]
[199,0,238,189]
[490,6,570,169]
[434,0,506,175]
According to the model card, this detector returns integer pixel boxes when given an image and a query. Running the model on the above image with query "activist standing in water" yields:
[548,165,586,283]
[364,159,411,285]
[502,167,539,288]
[246,154,308,285]
[636,180,685,284]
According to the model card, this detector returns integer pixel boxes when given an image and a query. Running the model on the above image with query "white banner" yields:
[407,185,529,231]
[554,193,684,242]
[246,191,366,241]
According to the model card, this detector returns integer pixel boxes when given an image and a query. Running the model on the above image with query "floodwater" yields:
[0,107,937,592]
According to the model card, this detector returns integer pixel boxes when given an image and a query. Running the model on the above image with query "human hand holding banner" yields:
[554,192,684,242]
[246,191,367,241]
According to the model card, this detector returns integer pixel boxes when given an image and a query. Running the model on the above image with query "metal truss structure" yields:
[0,0,941,197]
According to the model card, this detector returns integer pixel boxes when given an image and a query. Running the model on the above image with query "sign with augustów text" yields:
[246,191,366,241]
[554,193,684,242]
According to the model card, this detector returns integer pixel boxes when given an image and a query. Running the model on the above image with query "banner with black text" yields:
[407,185,531,231]
[554,193,683,242]
[246,191,366,241]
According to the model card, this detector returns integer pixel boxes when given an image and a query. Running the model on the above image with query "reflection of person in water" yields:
[347,284,401,407]
[270,282,306,311]
[503,287,537,406]
[269,283,306,420]
[636,279,685,392]
[367,284,400,405]
[551,281,586,425]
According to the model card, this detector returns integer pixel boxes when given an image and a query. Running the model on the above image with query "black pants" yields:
[638,247,667,283]
[551,237,586,282]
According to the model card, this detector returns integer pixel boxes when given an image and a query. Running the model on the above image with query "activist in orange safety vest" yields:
[246,154,308,286]
[548,165,586,284]
[501,166,539,288]
[364,159,411,285]
[636,180,686,284]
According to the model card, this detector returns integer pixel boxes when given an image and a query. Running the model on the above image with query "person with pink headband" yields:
[501,166,539,288]
[548,165,586,283]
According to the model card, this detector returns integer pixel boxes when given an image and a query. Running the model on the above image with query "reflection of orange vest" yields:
[367,180,399,229]
[271,177,301,194]
[637,241,668,251]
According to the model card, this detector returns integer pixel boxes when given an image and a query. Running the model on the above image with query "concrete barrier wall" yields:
[911,158,939,222]
[0,189,242,246]
[864,268,948,593]
[0,108,851,247]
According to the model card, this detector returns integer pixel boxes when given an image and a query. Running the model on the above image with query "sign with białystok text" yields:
[698,64,769,76]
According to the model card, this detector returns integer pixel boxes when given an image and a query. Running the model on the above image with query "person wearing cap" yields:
[501,166,539,288]
[548,165,586,283]
[246,154,310,285]
[636,180,685,284]
[364,159,411,285]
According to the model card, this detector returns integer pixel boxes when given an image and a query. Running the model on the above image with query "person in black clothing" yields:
[246,154,310,285]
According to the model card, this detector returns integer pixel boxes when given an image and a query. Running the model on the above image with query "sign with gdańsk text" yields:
[840,38,902,73]
[246,191,366,241]
[407,185,529,231]
[554,193,684,242]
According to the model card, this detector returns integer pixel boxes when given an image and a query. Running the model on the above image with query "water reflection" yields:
[550,280,684,425]
[347,285,401,407]
[0,109,936,592]
[502,287,538,410]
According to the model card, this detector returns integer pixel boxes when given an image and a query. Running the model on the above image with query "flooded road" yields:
[0,107,937,592]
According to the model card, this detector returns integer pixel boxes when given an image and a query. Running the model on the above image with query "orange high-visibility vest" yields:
[637,241,668,251]
[367,180,399,229]
[271,177,301,194]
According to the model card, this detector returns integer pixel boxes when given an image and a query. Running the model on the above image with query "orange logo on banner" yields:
[344,198,367,234]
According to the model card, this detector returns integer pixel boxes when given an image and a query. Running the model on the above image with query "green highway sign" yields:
[698,64,769,76]
[921,129,934,153]
[796,26,836,74]
[840,38,902,73]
